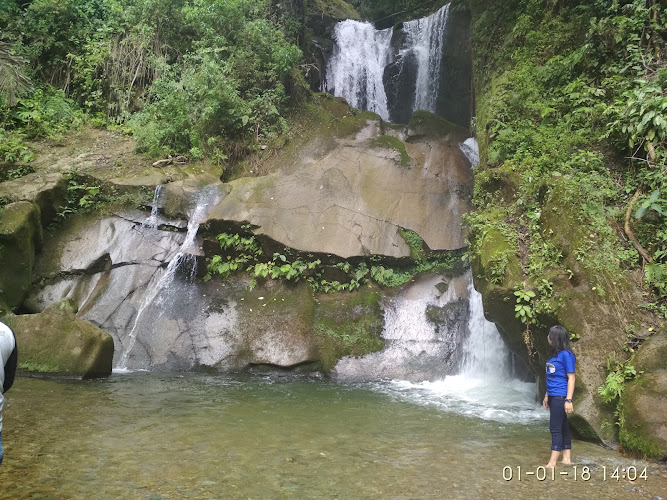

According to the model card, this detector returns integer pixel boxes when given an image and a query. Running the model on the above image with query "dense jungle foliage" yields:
[467,0,667,319]
[0,0,305,164]
[0,0,665,312]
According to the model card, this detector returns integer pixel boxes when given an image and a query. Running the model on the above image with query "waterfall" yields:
[459,137,479,167]
[144,184,164,229]
[115,185,220,370]
[460,277,511,379]
[369,273,541,423]
[403,4,451,114]
[325,20,393,120]
[325,4,452,122]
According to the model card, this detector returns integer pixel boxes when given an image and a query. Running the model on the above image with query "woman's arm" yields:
[564,372,575,414]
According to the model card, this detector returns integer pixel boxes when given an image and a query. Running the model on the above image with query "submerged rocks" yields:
[3,299,114,378]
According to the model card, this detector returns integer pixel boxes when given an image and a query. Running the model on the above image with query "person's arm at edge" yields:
[564,372,575,414]
[3,329,17,393]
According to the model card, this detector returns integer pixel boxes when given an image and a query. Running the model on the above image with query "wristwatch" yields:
[565,399,572,403]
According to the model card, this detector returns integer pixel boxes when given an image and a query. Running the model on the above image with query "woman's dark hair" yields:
[548,325,572,353]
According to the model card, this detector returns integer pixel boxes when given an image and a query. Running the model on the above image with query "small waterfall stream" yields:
[115,185,220,371]
[335,271,540,423]
[325,20,393,120]
[143,184,164,229]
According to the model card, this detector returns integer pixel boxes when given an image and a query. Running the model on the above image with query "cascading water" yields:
[336,271,543,423]
[402,4,451,113]
[115,185,220,371]
[325,20,393,120]
[324,4,452,122]
[459,137,479,167]
[143,184,164,229]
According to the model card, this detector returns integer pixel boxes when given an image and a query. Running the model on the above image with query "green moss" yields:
[372,135,410,167]
[398,227,425,260]
[311,0,359,20]
[314,287,384,371]
[18,361,59,373]
[476,227,521,286]
[408,110,469,138]
[618,377,667,459]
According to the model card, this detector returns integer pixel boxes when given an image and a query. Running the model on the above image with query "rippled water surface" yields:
[1,374,665,500]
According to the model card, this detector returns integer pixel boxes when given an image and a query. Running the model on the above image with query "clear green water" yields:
[0,374,665,500]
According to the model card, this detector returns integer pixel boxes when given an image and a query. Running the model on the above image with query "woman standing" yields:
[542,325,576,468]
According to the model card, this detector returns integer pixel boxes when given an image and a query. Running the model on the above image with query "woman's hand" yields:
[543,394,549,409]
[564,401,574,414]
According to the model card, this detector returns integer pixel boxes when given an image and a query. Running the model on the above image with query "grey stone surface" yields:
[207,121,472,258]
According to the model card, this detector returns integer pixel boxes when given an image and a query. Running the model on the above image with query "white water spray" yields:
[115,185,220,370]
[458,137,479,167]
[325,4,452,121]
[325,20,393,120]
[143,184,164,229]
[403,3,451,113]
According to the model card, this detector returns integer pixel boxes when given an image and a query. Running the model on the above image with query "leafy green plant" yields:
[514,287,535,324]
[598,356,641,403]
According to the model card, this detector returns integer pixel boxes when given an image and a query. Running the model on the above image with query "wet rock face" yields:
[206,118,472,259]
[435,7,473,129]
[24,211,321,371]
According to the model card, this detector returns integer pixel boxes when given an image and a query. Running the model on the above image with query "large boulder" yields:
[206,116,472,259]
[618,329,667,459]
[0,201,42,309]
[3,299,114,378]
[0,172,67,226]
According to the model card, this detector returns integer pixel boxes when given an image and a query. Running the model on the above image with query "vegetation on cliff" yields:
[468,0,666,321]
[468,0,666,452]
[0,0,306,166]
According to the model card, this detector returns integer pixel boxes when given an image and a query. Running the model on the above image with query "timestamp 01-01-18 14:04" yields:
[502,465,648,482]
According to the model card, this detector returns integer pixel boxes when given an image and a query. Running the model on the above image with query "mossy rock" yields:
[473,227,521,288]
[3,299,114,378]
[314,286,384,371]
[0,172,67,226]
[407,110,469,140]
[371,135,411,167]
[234,279,319,369]
[632,328,667,373]
[0,201,43,309]
[617,328,667,459]
[618,372,667,459]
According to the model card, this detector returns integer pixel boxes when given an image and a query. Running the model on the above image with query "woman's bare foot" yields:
[546,450,560,468]
[561,449,572,464]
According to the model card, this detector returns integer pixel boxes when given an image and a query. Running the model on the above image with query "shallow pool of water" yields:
[1,374,665,499]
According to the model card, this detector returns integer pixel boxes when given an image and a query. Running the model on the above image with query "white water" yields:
[143,184,164,229]
[325,4,452,121]
[459,137,479,167]
[403,3,451,113]
[115,185,220,370]
[325,20,393,120]
[368,273,543,423]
